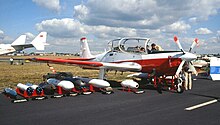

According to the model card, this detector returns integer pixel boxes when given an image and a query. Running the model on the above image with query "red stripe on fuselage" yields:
[117,58,182,76]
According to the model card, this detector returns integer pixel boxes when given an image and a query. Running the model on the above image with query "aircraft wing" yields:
[30,58,103,67]
[29,58,142,72]
[101,62,142,71]
[12,44,34,51]
[63,58,95,61]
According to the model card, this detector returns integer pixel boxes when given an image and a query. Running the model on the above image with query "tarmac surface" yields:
[0,78,220,125]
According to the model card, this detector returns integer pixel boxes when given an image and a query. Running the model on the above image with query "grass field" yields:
[0,56,130,91]
[1,56,209,91]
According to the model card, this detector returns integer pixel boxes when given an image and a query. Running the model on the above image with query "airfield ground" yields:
[0,55,130,91]
[0,78,220,125]
[0,56,220,125]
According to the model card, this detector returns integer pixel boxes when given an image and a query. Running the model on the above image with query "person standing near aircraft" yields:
[188,69,192,90]
[183,63,192,90]
[9,57,13,65]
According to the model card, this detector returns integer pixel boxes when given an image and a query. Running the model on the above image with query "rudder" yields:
[31,32,47,50]
[80,37,94,59]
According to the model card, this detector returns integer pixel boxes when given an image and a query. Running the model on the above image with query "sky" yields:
[0,0,220,54]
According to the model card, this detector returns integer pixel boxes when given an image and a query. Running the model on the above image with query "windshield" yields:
[108,39,121,51]
[119,38,150,54]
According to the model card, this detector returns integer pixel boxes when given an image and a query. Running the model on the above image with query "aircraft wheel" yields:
[175,78,184,93]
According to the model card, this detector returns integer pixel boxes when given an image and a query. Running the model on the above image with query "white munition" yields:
[17,83,34,95]
[17,83,33,91]
[89,79,110,88]
[88,79,110,88]
[76,77,111,88]
[121,80,139,89]
[47,78,75,90]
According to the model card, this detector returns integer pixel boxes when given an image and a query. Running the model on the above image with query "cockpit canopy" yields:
[108,37,151,54]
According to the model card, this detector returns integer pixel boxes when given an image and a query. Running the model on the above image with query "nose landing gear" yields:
[175,77,184,93]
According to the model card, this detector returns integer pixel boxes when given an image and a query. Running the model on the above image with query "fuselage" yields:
[0,44,16,55]
[93,50,196,76]
[78,37,197,77]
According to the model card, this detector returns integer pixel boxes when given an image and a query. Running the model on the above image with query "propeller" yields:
[174,36,185,53]
[189,38,199,52]
[175,60,186,76]
[174,36,199,77]
[189,62,198,76]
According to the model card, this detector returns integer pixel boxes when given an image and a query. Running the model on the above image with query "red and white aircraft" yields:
[30,36,198,93]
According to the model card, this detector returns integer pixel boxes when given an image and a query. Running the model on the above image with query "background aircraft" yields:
[0,32,47,55]
[30,36,198,93]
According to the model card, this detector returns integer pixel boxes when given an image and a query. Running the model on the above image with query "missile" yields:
[17,83,34,96]
[77,77,113,94]
[47,78,75,90]
[63,77,94,95]
[58,80,75,90]
[89,79,110,88]
[3,88,17,99]
[121,79,139,89]
[26,83,43,95]
[78,77,110,88]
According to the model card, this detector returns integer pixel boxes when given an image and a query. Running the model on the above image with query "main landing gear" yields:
[151,75,184,94]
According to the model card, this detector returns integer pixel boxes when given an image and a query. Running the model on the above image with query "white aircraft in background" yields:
[0,32,47,55]
[192,59,209,68]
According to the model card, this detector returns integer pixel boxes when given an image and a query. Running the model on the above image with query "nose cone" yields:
[181,52,197,61]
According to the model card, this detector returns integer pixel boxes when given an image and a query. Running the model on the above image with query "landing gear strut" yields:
[151,75,184,94]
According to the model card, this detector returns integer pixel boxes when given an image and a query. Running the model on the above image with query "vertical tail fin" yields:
[31,32,47,50]
[11,35,26,45]
[80,37,94,58]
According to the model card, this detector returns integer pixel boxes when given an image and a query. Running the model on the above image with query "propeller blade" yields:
[174,36,185,53]
[175,60,186,77]
[189,62,198,76]
[189,38,199,52]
